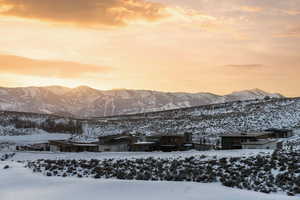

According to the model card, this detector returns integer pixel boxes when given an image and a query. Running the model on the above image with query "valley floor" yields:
[0,160,298,200]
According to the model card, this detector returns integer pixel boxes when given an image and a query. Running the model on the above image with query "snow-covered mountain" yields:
[0,86,283,118]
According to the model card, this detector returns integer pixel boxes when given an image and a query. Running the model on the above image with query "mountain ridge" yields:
[0,85,283,118]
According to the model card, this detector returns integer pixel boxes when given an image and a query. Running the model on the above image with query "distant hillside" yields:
[90,97,300,140]
[0,86,283,118]
[0,111,81,136]
[0,97,299,139]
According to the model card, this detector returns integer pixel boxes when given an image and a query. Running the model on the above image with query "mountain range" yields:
[0,86,283,118]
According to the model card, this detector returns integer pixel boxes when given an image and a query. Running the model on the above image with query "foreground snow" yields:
[0,161,297,200]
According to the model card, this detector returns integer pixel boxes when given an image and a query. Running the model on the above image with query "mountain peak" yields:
[248,88,266,93]
[226,88,283,101]
[70,85,100,93]
[74,85,92,90]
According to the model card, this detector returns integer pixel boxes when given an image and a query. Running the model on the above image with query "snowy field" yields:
[0,133,70,151]
[0,160,298,200]
[5,149,273,161]
[0,133,70,145]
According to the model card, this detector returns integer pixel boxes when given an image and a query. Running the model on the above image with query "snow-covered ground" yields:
[0,160,297,200]
[0,133,70,145]
[1,132,300,200]
[5,149,273,161]
[282,129,300,150]
[0,133,70,151]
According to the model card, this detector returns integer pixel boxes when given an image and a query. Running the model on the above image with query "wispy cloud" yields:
[239,6,263,13]
[274,26,300,38]
[224,64,264,68]
[0,54,111,78]
[281,9,300,16]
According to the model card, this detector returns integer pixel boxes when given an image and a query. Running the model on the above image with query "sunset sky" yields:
[0,0,300,96]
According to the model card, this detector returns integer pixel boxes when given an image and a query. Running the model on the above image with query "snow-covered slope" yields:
[0,111,81,136]
[225,88,282,101]
[0,97,299,137]
[91,97,300,138]
[0,86,282,118]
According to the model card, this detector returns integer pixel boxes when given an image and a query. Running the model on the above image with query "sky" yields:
[0,0,300,96]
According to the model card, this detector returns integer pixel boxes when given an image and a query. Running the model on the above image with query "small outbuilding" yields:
[220,130,290,150]
[221,132,274,150]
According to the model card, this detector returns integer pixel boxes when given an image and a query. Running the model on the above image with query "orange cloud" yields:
[0,54,111,78]
[0,0,168,27]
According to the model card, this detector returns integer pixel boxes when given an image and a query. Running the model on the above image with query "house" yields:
[221,132,275,150]
[159,135,186,151]
[130,132,193,152]
[152,132,193,152]
[220,130,288,150]
[49,140,99,152]
[48,134,135,152]
[98,134,136,152]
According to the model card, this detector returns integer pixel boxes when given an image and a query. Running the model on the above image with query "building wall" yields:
[242,142,278,150]
[160,136,185,146]
[131,145,155,152]
[221,137,244,150]
[99,143,128,152]
[193,143,212,151]
[50,144,60,152]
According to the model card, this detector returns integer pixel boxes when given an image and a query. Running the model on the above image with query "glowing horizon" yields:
[0,0,300,97]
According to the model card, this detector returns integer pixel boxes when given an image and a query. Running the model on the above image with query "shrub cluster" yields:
[26,150,300,196]
[0,153,15,161]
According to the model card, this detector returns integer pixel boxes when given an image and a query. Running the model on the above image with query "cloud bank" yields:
[0,54,110,78]
[0,0,168,27]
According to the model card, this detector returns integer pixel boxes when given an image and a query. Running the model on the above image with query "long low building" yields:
[49,140,99,152]
[241,139,279,150]
[220,129,292,150]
